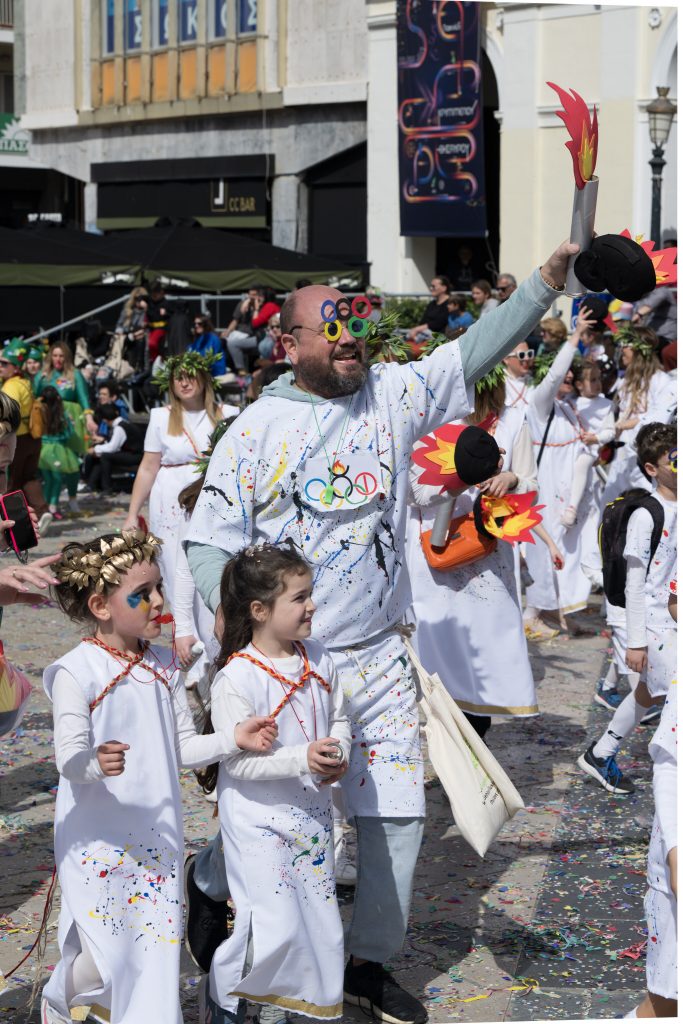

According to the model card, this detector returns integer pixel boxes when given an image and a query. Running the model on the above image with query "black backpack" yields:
[120,420,146,454]
[599,488,665,607]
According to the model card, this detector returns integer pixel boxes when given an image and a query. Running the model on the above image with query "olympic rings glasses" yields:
[318,296,372,342]
[668,447,677,473]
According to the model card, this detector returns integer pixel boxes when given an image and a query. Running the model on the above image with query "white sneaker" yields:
[37,512,53,537]
[77,480,88,493]
[68,498,80,514]
[333,827,357,886]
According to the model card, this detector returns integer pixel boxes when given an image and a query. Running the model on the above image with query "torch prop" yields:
[548,83,599,297]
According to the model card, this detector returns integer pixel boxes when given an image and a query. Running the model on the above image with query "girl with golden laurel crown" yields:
[41,529,278,1024]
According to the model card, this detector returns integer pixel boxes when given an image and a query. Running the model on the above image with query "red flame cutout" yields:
[619,229,677,287]
[547,82,598,190]
[479,491,545,545]
[412,414,497,490]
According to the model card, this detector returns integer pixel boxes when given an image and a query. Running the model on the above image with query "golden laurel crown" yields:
[55,529,162,593]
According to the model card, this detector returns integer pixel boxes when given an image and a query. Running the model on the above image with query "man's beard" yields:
[296,358,369,398]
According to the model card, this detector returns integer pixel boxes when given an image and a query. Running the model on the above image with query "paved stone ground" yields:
[0,496,656,1022]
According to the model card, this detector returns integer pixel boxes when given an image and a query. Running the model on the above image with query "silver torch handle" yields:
[430,497,456,548]
[565,176,599,297]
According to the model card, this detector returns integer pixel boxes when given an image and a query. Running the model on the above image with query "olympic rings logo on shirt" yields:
[304,460,378,507]
[320,296,372,344]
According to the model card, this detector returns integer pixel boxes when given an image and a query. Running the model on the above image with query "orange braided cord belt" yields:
[224,641,331,719]
[83,637,172,712]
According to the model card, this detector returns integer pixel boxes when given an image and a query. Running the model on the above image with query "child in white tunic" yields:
[578,424,677,795]
[197,544,351,1024]
[602,326,677,508]
[41,530,277,1024]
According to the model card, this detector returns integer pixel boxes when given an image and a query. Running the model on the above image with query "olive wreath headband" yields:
[55,529,162,593]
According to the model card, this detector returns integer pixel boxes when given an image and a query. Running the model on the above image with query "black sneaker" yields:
[343,958,428,1024]
[184,854,229,973]
[577,743,635,795]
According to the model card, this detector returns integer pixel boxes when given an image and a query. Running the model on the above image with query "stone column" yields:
[271,173,307,253]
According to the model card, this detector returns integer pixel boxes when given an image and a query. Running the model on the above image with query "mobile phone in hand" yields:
[0,490,39,561]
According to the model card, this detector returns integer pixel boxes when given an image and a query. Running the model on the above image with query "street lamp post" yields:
[646,86,677,249]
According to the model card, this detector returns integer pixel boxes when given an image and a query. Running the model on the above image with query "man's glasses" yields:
[669,447,677,473]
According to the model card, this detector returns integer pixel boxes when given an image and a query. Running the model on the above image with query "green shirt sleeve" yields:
[74,370,92,411]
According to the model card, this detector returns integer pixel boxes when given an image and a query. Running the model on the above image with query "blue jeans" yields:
[193,814,424,964]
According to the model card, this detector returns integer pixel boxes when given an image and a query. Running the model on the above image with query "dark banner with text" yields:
[397,1,487,237]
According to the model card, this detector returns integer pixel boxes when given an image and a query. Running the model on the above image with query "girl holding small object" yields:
[197,544,351,1024]
[123,352,238,617]
[41,529,278,1024]
[38,386,82,518]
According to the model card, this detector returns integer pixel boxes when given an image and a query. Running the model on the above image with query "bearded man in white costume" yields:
[184,241,577,1024]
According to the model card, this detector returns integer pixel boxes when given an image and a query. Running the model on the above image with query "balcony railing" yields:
[0,0,13,28]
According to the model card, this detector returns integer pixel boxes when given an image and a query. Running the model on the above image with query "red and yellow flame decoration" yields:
[619,229,677,287]
[547,82,598,190]
[412,415,497,490]
[479,492,545,545]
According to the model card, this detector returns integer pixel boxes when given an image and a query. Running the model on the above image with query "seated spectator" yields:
[445,293,474,337]
[406,275,451,349]
[471,279,499,317]
[224,287,281,374]
[188,315,226,377]
[496,273,517,303]
[86,403,144,496]
[257,313,286,364]
[93,382,130,433]
[538,316,567,354]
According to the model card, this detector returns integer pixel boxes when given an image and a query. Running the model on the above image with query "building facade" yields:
[8,1,679,296]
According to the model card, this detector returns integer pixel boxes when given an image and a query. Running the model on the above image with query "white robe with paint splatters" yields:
[406,405,539,716]
[209,639,351,1019]
[43,642,235,1024]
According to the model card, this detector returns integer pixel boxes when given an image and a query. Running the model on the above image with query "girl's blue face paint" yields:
[127,592,150,611]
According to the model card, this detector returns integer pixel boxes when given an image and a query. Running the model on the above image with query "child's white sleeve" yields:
[172,674,239,769]
[510,423,538,492]
[653,751,677,857]
[174,537,199,639]
[624,509,651,648]
[596,409,616,445]
[52,669,104,783]
[327,661,351,763]
[212,673,310,780]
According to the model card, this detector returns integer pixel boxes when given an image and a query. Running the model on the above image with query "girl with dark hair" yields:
[40,529,276,1024]
[197,543,350,1024]
[38,385,82,518]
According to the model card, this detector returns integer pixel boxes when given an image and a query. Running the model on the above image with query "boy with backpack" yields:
[578,422,677,794]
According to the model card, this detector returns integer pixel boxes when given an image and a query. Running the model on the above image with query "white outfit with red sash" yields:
[43,641,235,1024]
[210,638,351,1020]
